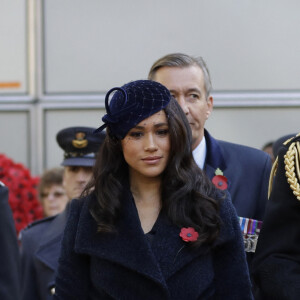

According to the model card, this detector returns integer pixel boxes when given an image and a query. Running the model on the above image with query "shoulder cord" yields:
[268,156,278,199]
[284,140,300,201]
[268,134,300,200]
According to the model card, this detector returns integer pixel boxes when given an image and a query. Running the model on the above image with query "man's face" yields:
[153,65,213,150]
[63,166,93,200]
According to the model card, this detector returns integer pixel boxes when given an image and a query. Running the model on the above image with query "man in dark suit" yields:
[0,181,20,300]
[148,53,272,256]
[19,127,105,300]
[252,133,300,300]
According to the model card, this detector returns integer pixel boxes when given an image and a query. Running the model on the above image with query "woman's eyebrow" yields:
[133,122,168,130]
[132,125,144,130]
[153,122,168,128]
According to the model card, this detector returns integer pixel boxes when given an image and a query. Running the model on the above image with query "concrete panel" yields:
[0,0,27,95]
[43,0,300,94]
[0,111,29,166]
[207,107,300,150]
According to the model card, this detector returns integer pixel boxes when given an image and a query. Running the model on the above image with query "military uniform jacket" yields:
[54,188,253,300]
[252,135,300,300]
[204,130,272,221]
[20,206,69,300]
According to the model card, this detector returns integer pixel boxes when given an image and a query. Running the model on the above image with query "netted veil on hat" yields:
[94,80,171,139]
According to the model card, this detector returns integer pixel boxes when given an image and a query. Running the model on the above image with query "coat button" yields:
[50,287,55,295]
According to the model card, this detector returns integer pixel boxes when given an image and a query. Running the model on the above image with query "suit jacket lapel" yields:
[35,206,70,271]
[204,130,231,190]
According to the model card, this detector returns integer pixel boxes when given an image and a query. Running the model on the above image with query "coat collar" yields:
[74,189,211,291]
[35,205,70,271]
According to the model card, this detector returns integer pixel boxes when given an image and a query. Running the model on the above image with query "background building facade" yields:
[1,0,299,175]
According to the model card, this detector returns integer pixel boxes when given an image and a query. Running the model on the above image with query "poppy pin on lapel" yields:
[179,227,199,242]
[212,168,228,190]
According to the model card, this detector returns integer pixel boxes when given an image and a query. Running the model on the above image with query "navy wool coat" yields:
[54,189,253,300]
[0,184,21,300]
[20,207,69,300]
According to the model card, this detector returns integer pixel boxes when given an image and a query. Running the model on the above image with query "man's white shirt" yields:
[192,137,206,170]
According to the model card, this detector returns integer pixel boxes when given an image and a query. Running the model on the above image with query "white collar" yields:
[192,137,207,169]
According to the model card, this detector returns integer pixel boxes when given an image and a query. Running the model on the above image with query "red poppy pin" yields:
[179,227,199,242]
[212,168,228,190]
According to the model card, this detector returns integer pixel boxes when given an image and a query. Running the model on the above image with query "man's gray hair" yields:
[148,53,212,96]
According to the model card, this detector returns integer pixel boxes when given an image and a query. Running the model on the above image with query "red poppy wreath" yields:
[0,154,43,235]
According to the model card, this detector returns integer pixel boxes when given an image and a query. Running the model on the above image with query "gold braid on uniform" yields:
[268,134,299,199]
[268,156,278,199]
[284,140,300,201]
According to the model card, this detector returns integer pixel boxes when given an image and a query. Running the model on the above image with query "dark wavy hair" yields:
[87,97,222,247]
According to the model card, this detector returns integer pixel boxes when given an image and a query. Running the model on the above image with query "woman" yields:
[38,167,69,217]
[54,80,252,299]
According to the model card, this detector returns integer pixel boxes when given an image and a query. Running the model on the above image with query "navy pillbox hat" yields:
[56,126,105,167]
[95,80,171,139]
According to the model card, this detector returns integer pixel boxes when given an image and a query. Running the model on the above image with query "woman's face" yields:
[41,184,69,217]
[121,110,170,180]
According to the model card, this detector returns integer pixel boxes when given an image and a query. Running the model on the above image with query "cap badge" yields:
[72,132,88,149]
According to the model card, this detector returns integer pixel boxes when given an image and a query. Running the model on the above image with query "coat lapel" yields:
[74,191,212,282]
[74,191,168,290]
[35,206,70,271]
[74,186,230,293]
[149,213,211,280]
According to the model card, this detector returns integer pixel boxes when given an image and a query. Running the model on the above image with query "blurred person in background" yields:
[38,167,68,217]
[19,127,105,300]
[261,141,275,164]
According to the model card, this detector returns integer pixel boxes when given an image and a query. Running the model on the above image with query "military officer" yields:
[252,133,300,299]
[19,126,105,300]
